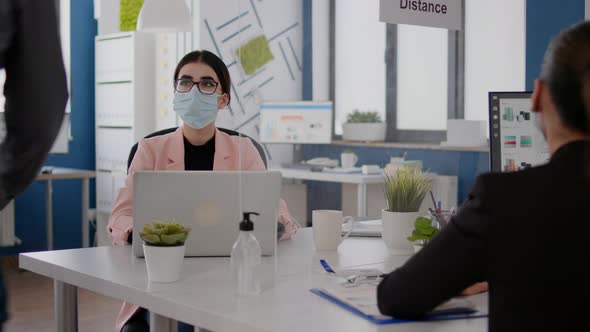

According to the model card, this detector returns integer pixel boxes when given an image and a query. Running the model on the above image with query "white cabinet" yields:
[95,32,155,244]
[96,82,134,127]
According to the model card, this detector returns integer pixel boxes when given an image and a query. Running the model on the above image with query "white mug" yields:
[312,210,354,251]
[341,152,358,168]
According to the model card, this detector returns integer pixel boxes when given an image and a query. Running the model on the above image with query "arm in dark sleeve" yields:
[0,0,68,209]
[377,176,492,319]
[0,1,15,68]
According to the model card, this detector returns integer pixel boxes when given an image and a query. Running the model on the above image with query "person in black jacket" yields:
[0,0,68,328]
[378,21,590,332]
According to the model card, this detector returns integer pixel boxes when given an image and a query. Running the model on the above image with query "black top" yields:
[0,0,68,325]
[377,140,590,332]
[0,0,68,209]
[183,134,215,171]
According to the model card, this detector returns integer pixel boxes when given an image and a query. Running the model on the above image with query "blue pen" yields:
[319,259,336,274]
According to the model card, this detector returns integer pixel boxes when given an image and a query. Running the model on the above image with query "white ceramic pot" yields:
[342,123,386,142]
[381,210,419,255]
[413,244,423,253]
[143,243,185,283]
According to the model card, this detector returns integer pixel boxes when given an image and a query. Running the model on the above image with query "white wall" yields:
[335,0,386,135]
[464,0,526,123]
[312,0,330,101]
[397,25,448,130]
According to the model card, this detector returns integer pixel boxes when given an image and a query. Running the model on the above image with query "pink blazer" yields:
[107,127,298,331]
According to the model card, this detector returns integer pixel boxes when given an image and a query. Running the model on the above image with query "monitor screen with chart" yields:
[259,101,332,144]
[489,92,550,172]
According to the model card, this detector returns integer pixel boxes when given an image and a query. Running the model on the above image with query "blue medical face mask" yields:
[172,89,220,129]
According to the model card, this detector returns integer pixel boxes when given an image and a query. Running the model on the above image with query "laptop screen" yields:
[489,92,550,172]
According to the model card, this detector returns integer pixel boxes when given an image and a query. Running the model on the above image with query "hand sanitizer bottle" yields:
[230,212,262,295]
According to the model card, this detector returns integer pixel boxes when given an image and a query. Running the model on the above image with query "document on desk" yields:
[310,283,487,324]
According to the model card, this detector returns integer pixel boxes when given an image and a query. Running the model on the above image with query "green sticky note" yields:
[120,0,144,31]
[236,35,274,75]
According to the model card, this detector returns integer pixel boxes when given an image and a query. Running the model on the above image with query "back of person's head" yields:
[173,50,231,103]
[540,21,590,135]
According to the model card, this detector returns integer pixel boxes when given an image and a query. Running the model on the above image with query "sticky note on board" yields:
[236,35,274,75]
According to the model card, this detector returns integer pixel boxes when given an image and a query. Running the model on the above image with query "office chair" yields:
[126,127,268,172]
[125,127,283,244]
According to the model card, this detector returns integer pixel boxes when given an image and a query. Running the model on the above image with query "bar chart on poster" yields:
[489,92,550,172]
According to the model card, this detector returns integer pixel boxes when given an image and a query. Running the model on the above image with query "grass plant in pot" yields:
[342,110,386,142]
[407,216,440,253]
[140,221,191,283]
[382,167,430,254]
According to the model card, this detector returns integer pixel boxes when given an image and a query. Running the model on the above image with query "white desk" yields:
[19,229,487,332]
[273,167,384,218]
[37,167,96,249]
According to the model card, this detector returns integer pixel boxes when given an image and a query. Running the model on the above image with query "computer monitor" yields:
[259,101,332,144]
[489,92,550,172]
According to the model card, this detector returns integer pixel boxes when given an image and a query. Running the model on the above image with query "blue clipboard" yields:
[310,288,487,325]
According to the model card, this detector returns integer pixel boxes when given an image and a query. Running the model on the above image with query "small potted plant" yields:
[407,216,440,253]
[382,167,430,254]
[342,110,386,142]
[140,220,191,283]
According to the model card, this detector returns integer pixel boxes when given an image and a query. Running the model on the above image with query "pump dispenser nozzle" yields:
[239,212,260,231]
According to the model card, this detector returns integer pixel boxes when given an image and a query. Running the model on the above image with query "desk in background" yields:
[37,167,96,249]
[272,167,384,218]
[273,168,458,221]
[19,229,487,332]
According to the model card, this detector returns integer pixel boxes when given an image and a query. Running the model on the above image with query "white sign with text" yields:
[379,0,463,30]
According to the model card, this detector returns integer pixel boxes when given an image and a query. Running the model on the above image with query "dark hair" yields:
[540,21,590,134]
[173,50,231,103]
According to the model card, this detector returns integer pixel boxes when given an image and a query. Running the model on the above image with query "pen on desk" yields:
[429,190,437,209]
[319,259,336,274]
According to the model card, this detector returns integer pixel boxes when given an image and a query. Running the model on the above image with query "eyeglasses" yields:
[174,78,219,94]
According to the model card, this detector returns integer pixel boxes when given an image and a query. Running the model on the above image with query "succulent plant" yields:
[346,110,383,123]
[139,221,191,247]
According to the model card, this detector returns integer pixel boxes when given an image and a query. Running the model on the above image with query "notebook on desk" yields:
[342,219,382,237]
[281,162,323,172]
[322,167,362,174]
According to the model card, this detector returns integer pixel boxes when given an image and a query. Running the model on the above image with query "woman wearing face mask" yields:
[107,50,299,332]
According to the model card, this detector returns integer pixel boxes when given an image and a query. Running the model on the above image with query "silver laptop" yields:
[133,171,281,257]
